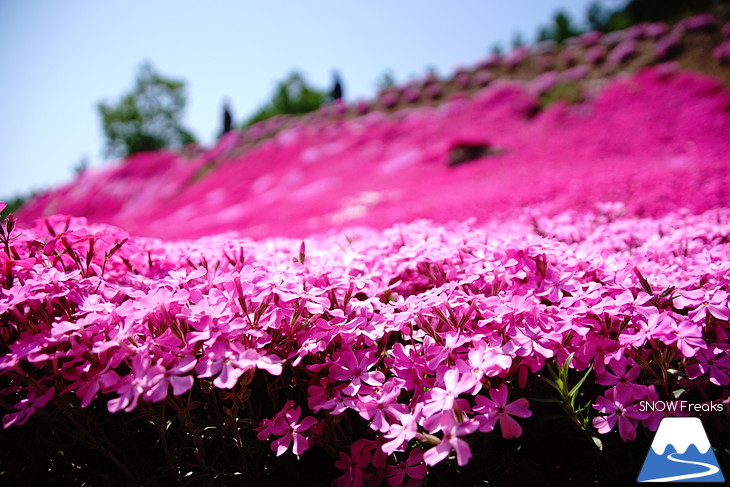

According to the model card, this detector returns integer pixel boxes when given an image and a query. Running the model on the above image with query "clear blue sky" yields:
[0,0,615,201]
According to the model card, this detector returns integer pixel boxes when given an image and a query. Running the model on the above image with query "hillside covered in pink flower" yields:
[17,66,730,239]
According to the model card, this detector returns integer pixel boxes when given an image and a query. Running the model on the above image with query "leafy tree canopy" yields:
[538,0,730,42]
[98,61,196,159]
[376,70,397,90]
[537,10,581,43]
[244,72,326,127]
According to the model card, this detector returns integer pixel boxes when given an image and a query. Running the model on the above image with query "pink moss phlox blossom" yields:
[384,448,427,487]
[505,47,528,69]
[2,387,54,428]
[196,341,282,389]
[686,345,730,386]
[105,372,144,414]
[619,311,675,348]
[663,319,706,358]
[422,413,478,467]
[357,378,408,433]
[420,331,468,371]
[5,167,730,481]
[595,356,641,389]
[422,368,478,417]
[252,271,302,303]
[379,91,399,109]
[644,22,668,39]
[328,348,384,395]
[531,71,559,96]
[141,355,196,402]
[559,46,577,67]
[59,363,104,408]
[472,384,532,438]
[455,342,511,393]
[382,404,423,456]
[592,385,650,441]
[674,289,730,322]
[386,343,435,394]
[639,385,671,431]
[256,400,318,456]
[333,438,376,487]
[473,70,493,87]
[578,31,603,47]
[454,71,471,89]
[654,33,683,61]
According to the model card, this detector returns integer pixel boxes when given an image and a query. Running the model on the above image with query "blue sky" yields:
[0,0,612,201]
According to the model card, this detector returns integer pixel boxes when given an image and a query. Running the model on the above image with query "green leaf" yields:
[569,365,593,398]
[561,353,575,377]
[529,397,563,404]
[539,376,562,394]
[592,437,603,451]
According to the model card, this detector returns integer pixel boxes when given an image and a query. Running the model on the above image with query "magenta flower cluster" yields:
[2,200,730,483]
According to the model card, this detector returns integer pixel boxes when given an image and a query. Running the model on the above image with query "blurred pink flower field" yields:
[18,66,730,239]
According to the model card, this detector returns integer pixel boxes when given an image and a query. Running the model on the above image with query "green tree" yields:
[511,32,525,48]
[376,70,396,90]
[587,0,730,33]
[587,1,634,32]
[97,62,196,159]
[244,71,326,127]
[537,10,580,43]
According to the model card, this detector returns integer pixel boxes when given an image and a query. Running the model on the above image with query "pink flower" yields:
[142,355,196,402]
[422,368,477,417]
[196,342,282,389]
[256,400,317,456]
[382,405,423,455]
[3,387,55,428]
[593,386,649,441]
[252,272,301,302]
[687,346,730,386]
[664,319,706,357]
[619,312,674,348]
[422,414,478,467]
[473,384,532,438]
[357,378,407,433]
[596,357,641,389]
[384,449,427,486]
[106,373,144,414]
[675,289,730,322]
[329,349,384,395]
[333,439,375,487]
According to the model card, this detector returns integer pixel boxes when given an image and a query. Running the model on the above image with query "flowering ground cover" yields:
[4,13,730,486]
[2,199,730,485]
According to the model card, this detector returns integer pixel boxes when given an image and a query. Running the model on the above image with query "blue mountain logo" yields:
[638,417,725,483]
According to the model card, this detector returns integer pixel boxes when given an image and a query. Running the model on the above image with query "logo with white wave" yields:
[638,417,725,483]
